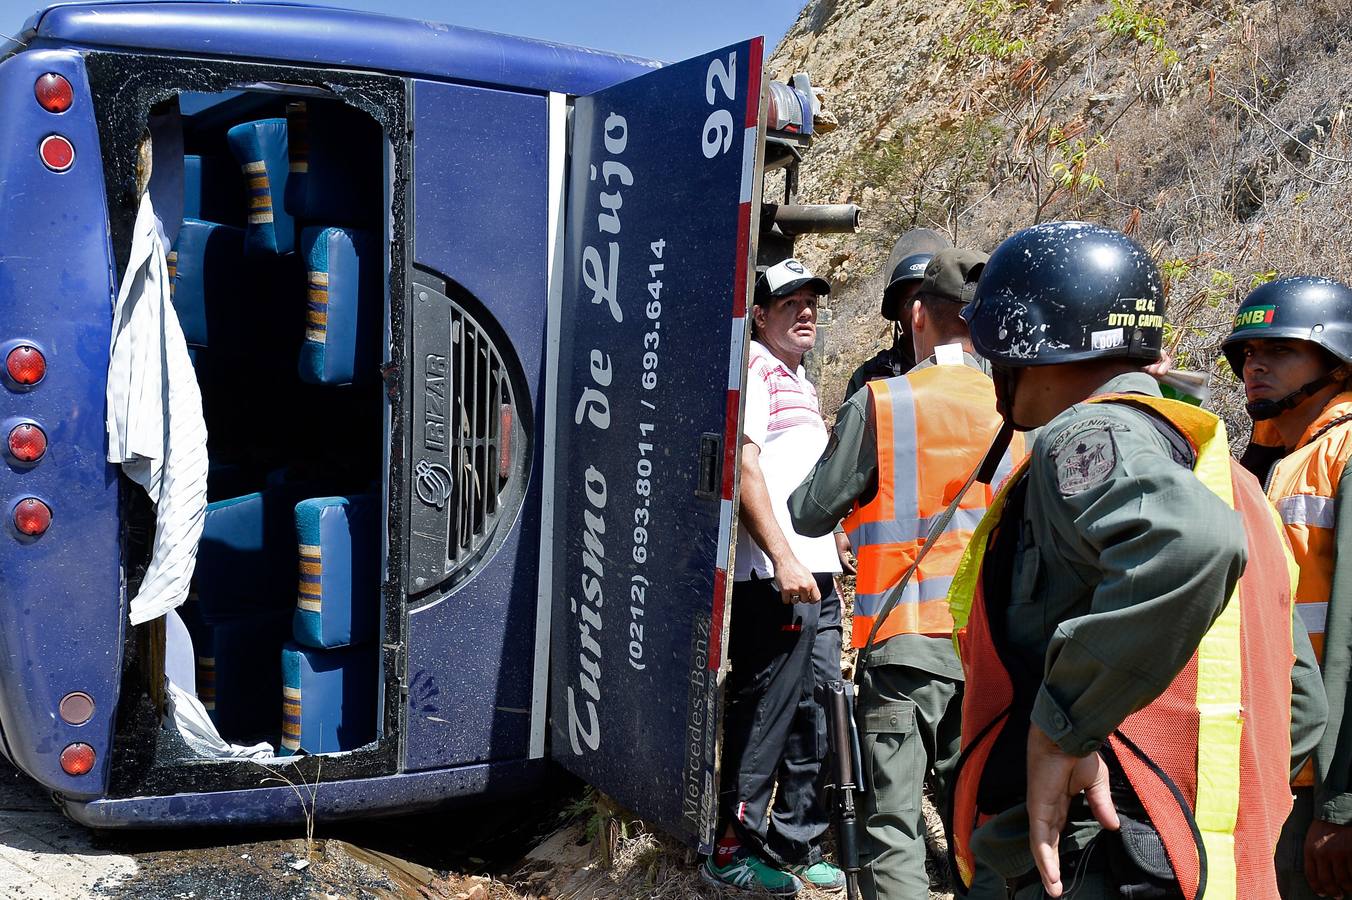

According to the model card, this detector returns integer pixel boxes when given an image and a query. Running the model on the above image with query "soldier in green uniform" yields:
[946,222,1325,899]
[790,249,1011,899]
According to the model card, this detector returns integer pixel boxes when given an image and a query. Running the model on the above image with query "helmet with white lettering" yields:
[881,252,934,320]
[962,221,1164,367]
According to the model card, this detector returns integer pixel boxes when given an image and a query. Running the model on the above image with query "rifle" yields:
[821,679,865,900]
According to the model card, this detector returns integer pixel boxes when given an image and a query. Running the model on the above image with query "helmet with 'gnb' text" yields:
[1221,276,1352,375]
[962,221,1164,367]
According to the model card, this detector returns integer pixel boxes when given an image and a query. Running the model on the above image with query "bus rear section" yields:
[3,10,609,823]
[48,56,418,816]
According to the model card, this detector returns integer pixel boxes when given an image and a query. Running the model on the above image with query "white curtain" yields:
[106,192,209,625]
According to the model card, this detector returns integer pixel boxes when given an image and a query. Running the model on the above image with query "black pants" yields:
[717,573,842,867]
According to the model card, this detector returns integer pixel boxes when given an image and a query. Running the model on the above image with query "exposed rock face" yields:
[768,0,1352,432]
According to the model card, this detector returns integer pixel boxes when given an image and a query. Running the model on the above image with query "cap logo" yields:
[1234,305,1277,328]
[908,261,926,273]
[782,259,806,274]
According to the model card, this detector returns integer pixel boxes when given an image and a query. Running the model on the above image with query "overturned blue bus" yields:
[0,0,854,848]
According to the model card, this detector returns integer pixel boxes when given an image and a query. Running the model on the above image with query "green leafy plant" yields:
[1160,257,1194,284]
[1098,0,1179,66]
[941,0,1031,61]
[1249,269,1278,289]
[1207,268,1237,306]
[843,117,1004,241]
[1049,132,1107,194]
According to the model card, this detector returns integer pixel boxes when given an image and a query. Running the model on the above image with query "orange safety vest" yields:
[948,395,1296,900]
[1255,392,1352,786]
[842,363,1022,649]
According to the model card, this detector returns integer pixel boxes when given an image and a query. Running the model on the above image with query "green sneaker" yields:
[788,860,846,892]
[701,852,803,895]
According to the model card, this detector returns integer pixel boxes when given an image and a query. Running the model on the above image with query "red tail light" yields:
[8,424,46,463]
[34,74,73,113]
[14,498,51,536]
[499,403,513,480]
[60,742,95,776]
[6,346,46,385]
[39,135,74,173]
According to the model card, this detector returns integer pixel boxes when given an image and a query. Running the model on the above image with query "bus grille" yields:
[446,301,511,566]
[409,273,525,595]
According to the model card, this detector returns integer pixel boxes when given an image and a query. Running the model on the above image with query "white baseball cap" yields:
[755,257,831,304]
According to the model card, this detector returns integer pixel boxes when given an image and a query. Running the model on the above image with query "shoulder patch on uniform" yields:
[1047,415,1129,456]
[1054,428,1118,496]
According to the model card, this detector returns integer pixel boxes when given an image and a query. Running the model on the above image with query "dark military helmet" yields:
[880,227,952,320]
[880,252,934,320]
[1221,276,1352,376]
[962,221,1164,367]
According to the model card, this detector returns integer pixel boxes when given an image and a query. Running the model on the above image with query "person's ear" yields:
[752,303,767,331]
[910,298,926,334]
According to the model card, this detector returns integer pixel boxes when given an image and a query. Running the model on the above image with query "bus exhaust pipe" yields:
[761,203,861,236]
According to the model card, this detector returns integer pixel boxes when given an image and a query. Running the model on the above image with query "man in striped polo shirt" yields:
[704,258,845,896]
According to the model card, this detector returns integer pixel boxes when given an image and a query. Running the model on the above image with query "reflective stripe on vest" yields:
[948,395,1295,900]
[842,365,1020,647]
[1262,393,1352,785]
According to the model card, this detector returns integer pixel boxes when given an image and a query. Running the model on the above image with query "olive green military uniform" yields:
[790,351,1004,900]
[968,372,1326,898]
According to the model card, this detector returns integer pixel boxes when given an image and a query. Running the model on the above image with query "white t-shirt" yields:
[734,341,842,580]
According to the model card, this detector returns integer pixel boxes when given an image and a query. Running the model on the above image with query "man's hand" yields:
[1144,349,1174,380]
[774,555,821,605]
[1026,724,1119,898]
[1305,819,1352,898]
[834,531,856,576]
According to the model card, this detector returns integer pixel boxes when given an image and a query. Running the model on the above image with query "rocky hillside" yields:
[767,0,1352,433]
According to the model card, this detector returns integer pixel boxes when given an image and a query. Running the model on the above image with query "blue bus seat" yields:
[168,218,246,350]
[298,226,380,386]
[197,609,292,742]
[196,479,318,624]
[283,99,383,225]
[182,153,246,226]
[279,641,378,755]
[195,492,274,624]
[224,118,295,256]
[292,494,380,649]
